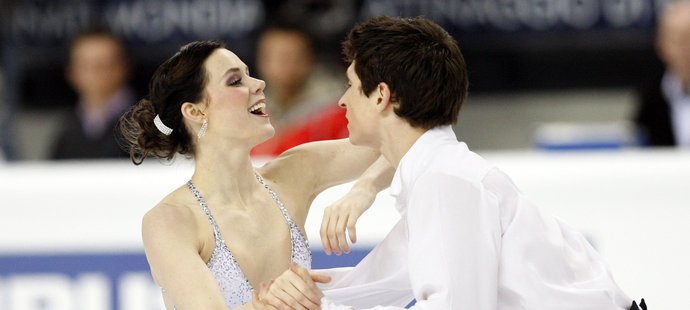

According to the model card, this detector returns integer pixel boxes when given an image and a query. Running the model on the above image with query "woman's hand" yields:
[320,187,376,256]
[233,291,273,310]
[258,262,331,310]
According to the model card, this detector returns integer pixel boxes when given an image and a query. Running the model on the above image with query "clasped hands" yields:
[252,262,329,310]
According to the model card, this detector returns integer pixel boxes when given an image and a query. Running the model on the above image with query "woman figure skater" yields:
[117,40,389,310]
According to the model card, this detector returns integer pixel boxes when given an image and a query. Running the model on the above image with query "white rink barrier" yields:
[1,149,688,309]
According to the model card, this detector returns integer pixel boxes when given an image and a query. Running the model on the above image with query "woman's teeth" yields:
[249,102,266,115]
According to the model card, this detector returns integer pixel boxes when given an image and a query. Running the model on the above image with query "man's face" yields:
[658,7,690,84]
[256,30,313,99]
[338,62,379,147]
[68,36,128,103]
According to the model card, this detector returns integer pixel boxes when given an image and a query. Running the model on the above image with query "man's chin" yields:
[347,135,361,145]
[348,135,374,148]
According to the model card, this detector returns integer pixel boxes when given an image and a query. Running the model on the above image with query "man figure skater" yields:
[258,16,644,310]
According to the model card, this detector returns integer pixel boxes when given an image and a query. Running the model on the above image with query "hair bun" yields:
[117,98,179,164]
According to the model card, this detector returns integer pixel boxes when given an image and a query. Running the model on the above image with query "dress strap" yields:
[254,173,294,225]
[187,180,224,246]
[254,172,312,268]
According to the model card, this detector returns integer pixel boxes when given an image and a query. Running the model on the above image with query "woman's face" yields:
[200,48,274,146]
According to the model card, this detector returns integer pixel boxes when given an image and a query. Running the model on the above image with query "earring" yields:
[198,118,208,139]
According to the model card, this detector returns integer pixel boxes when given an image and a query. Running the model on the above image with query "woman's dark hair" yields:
[342,16,468,129]
[117,40,225,165]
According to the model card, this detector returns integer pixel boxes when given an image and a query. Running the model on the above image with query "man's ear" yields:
[180,102,206,124]
[374,82,393,112]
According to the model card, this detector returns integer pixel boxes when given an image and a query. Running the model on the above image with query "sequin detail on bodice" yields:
[181,173,311,309]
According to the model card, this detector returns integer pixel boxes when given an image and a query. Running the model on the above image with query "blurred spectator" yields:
[263,0,360,49]
[635,1,690,147]
[251,22,347,157]
[50,28,134,159]
[0,65,6,161]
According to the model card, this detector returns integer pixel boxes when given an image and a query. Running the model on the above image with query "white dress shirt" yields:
[318,126,632,310]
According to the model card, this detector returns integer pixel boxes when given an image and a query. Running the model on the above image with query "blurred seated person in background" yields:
[50,27,134,159]
[251,22,347,157]
[1,66,6,161]
[635,0,690,147]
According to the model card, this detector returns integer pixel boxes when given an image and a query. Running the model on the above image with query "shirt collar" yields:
[661,71,690,105]
[77,88,134,138]
[390,125,458,208]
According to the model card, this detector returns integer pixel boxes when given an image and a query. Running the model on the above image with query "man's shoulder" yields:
[422,143,494,181]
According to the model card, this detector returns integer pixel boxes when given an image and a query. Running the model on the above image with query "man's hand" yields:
[259,262,331,310]
[320,188,375,255]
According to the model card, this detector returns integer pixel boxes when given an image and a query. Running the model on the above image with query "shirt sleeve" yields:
[318,220,416,309]
[321,171,502,309]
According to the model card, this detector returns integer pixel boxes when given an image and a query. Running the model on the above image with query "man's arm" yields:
[402,172,501,309]
[320,156,394,255]
[263,171,502,309]
[325,171,502,309]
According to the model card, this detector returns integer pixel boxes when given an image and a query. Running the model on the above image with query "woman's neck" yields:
[191,143,259,207]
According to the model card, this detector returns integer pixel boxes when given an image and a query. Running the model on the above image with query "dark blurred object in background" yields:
[1,0,664,109]
[357,0,663,91]
[0,0,267,159]
[50,26,134,159]
[0,0,674,159]
[635,0,690,147]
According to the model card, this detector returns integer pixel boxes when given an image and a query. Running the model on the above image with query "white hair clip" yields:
[153,114,173,135]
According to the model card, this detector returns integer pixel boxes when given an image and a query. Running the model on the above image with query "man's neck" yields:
[378,120,427,168]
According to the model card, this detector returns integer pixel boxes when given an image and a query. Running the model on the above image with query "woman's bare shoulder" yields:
[140,185,208,285]
[142,185,200,242]
[255,145,320,192]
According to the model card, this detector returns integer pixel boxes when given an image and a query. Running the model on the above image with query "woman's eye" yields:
[228,78,242,86]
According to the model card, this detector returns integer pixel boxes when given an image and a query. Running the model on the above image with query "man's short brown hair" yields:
[342,16,468,129]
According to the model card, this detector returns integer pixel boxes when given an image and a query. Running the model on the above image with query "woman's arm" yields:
[320,156,394,255]
[142,203,229,310]
[260,139,394,255]
[262,139,379,196]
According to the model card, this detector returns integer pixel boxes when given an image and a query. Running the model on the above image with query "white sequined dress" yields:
[170,173,311,309]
